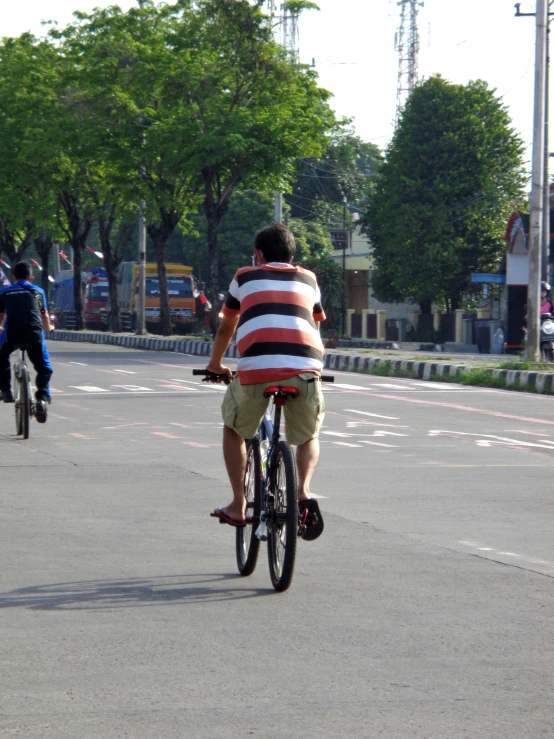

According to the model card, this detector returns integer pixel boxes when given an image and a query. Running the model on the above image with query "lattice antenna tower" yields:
[394,0,423,125]
[267,1,300,57]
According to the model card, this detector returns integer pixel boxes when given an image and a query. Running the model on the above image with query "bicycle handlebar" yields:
[193,369,334,384]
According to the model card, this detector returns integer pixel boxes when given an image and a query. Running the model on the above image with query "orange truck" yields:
[116,262,197,333]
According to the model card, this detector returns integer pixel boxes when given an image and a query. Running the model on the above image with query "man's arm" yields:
[41,311,54,333]
[0,312,4,332]
[206,314,239,381]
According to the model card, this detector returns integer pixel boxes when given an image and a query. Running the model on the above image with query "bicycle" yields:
[13,344,45,438]
[193,369,334,592]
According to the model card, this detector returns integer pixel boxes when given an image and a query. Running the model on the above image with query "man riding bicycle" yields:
[206,224,326,533]
[0,261,54,423]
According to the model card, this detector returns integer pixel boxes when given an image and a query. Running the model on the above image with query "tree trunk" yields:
[104,249,121,333]
[34,235,53,300]
[152,232,172,336]
[419,300,432,314]
[146,209,181,337]
[206,212,221,335]
[72,244,84,330]
[97,214,122,333]
[58,193,93,331]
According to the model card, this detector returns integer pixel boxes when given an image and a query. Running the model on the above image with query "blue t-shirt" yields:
[0,280,47,342]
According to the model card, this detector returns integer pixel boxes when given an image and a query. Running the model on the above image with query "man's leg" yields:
[296,437,320,502]
[27,340,53,401]
[0,337,13,398]
[220,425,248,521]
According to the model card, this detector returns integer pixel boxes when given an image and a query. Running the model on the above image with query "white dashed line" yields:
[69,386,110,393]
[345,409,399,420]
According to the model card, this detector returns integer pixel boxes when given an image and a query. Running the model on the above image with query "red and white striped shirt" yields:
[222,262,326,384]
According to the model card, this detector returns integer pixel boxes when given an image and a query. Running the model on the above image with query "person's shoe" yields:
[35,400,48,424]
[35,392,51,405]
[1,390,14,403]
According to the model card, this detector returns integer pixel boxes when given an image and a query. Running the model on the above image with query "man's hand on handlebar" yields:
[205,362,233,383]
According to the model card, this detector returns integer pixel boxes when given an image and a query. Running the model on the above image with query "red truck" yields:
[84,269,109,330]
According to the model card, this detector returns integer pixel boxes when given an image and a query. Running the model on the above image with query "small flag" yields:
[0,268,9,286]
[0,259,10,270]
[87,247,104,260]
[48,275,55,283]
[31,259,43,271]
[59,251,72,265]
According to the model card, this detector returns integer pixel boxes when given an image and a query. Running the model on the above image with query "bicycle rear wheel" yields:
[21,370,30,439]
[236,437,262,576]
[14,372,22,436]
[267,440,298,592]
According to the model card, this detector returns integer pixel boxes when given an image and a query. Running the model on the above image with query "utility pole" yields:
[268,1,302,222]
[136,202,146,336]
[274,191,283,224]
[529,0,548,360]
[516,2,554,286]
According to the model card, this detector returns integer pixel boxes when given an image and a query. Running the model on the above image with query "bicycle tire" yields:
[14,371,22,436]
[21,370,30,439]
[267,440,298,592]
[236,436,262,576]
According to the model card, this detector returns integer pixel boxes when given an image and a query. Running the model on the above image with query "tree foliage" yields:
[287,128,381,226]
[363,76,526,313]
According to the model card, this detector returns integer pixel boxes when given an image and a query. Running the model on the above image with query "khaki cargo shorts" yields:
[221,373,325,446]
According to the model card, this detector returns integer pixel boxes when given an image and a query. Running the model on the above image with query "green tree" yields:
[0,35,60,282]
[169,0,335,329]
[287,128,381,225]
[363,76,526,313]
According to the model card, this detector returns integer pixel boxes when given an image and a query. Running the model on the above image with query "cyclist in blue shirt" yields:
[0,261,54,422]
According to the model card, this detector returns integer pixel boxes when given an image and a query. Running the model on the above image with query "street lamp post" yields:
[342,197,348,336]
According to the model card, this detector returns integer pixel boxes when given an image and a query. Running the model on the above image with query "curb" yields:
[49,330,554,396]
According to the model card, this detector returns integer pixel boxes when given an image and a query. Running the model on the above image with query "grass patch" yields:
[458,367,506,389]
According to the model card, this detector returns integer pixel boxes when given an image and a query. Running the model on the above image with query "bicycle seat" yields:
[264,386,299,406]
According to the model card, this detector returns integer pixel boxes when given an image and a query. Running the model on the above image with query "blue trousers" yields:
[0,334,53,398]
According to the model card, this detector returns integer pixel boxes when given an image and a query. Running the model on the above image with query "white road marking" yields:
[429,429,554,451]
[372,430,408,437]
[359,440,398,448]
[459,540,553,570]
[68,362,88,366]
[345,409,399,420]
[110,385,155,392]
[113,369,137,374]
[335,383,372,390]
[332,441,363,448]
[103,422,150,430]
[69,386,110,393]
[370,383,413,390]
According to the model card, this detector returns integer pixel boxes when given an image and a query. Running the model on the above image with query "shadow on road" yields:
[0,574,273,610]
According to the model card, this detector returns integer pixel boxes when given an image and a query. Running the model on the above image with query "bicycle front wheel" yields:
[236,437,262,576]
[267,440,298,592]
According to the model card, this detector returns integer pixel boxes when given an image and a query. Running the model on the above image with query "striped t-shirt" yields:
[222,262,326,384]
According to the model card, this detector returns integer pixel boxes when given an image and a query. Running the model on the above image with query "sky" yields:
[0,0,545,169]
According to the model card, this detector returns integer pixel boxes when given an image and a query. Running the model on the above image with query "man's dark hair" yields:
[255,224,296,263]
[13,261,32,281]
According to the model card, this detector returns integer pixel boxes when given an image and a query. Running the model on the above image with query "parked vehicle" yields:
[116,262,197,333]
[52,268,109,330]
[84,269,109,330]
[52,270,82,330]
[540,313,554,361]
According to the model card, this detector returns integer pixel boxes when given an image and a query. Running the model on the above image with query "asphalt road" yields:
[0,341,552,738]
